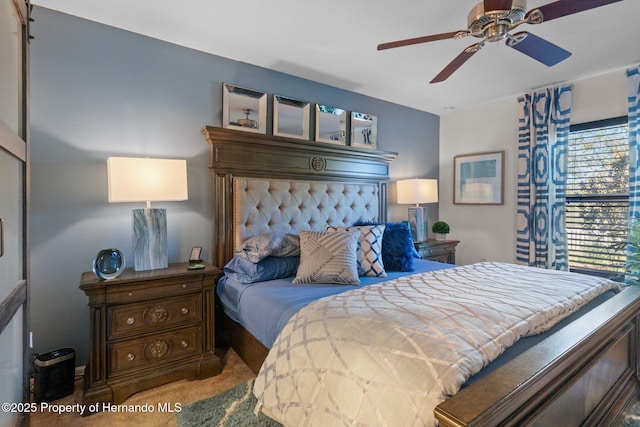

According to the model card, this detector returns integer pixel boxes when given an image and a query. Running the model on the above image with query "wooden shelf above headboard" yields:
[201,126,397,181]
[201,126,397,266]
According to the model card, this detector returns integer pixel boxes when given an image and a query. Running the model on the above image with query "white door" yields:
[0,1,30,425]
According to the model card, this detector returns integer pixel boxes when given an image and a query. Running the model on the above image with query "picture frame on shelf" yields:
[315,104,347,145]
[454,151,504,205]
[222,84,267,134]
[273,95,310,140]
[350,112,377,149]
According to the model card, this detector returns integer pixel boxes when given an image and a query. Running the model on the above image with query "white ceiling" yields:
[32,0,640,115]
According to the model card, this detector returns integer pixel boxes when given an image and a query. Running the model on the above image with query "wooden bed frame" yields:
[202,126,640,426]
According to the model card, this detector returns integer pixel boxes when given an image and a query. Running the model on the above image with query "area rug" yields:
[176,379,282,427]
[622,401,640,427]
[178,379,640,427]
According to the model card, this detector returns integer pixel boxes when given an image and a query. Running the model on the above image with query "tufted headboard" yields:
[233,177,381,249]
[202,126,397,266]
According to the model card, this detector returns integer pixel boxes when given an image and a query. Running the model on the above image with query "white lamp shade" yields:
[396,179,438,205]
[107,157,188,203]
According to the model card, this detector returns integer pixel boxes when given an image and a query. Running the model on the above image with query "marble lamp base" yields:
[133,208,168,271]
[407,206,428,242]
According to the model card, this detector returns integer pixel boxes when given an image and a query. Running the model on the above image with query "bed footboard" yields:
[435,286,640,426]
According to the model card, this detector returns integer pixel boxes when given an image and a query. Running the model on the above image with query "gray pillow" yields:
[293,230,360,285]
[235,232,300,263]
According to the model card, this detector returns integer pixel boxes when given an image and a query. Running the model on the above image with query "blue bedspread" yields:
[217,258,452,348]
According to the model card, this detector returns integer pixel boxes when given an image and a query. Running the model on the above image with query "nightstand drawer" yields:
[108,325,203,377]
[106,277,202,304]
[426,253,450,263]
[419,246,450,257]
[108,294,202,340]
[414,240,459,264]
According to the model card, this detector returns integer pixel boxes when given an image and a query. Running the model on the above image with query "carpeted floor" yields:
[29,348,255,427]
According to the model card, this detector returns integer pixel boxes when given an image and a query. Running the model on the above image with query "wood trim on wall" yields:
[0,118,26,162]
[0,280,26,336]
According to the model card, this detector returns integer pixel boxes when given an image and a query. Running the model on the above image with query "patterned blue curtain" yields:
[628,67,640,223]
[516,85,572,270]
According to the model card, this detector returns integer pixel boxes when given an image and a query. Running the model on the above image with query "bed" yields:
[202,126,640,426]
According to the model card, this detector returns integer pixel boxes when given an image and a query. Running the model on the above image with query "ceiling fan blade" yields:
[484,0,514,11]
[377,31,462,51]
[507,32,571,66]
[430,47,479,84]
[527,0,623,22]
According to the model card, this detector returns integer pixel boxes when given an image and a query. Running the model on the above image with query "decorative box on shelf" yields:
[79,262,222,412]
[414,239,460,264]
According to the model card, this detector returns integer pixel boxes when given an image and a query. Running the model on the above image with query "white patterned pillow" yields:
[293,230,360,285]
[325,224,386,277]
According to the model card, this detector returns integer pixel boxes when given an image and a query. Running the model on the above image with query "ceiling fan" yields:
[377,0,623,83]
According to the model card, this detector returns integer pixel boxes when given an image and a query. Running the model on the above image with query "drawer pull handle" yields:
[127,353,136,361]
[128,292,133,297]
[146,306,169,323]
[181,307,189,315]
[181,340,189,348]
[145,340,169,359]
[126,317,135,325]
[182,283,187,289]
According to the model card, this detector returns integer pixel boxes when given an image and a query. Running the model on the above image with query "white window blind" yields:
[566,116,629,277]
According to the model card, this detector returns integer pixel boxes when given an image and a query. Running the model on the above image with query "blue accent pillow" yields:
[353,221,418,272]
[224,255,300,284]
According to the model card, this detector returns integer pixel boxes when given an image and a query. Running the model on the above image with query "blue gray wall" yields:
[29,7,440,365]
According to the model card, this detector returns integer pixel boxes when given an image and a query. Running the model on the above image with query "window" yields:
[566,116,629,277]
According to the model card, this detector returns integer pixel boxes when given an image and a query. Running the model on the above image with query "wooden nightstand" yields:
[79,262,222,409]
[414,240,460,264]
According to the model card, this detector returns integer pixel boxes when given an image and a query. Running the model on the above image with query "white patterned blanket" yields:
[253,262,620,426]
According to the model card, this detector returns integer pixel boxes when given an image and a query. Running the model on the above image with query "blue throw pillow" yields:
[224,255,300,284]
[353,221,418,272]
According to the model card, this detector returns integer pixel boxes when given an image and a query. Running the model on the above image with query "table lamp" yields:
[107,157,188,271]
[396,178,438,242]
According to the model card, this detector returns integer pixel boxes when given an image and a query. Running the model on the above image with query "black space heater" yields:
[33,347,75,402]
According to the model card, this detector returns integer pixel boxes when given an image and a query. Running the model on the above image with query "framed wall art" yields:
[273,95,310,140]
[315,104,347,145]
[350,112,377,149]
[222,84,267,134]
[453,151,504,205]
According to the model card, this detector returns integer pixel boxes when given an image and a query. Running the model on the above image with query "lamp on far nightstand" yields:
[107,157,188,271]
[396,178,438,242]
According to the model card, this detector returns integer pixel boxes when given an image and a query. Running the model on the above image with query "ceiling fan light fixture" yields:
[377,0,624,83]
[467,0,527,36]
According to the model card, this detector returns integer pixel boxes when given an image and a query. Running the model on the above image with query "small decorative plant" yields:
[432,221,450,240]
